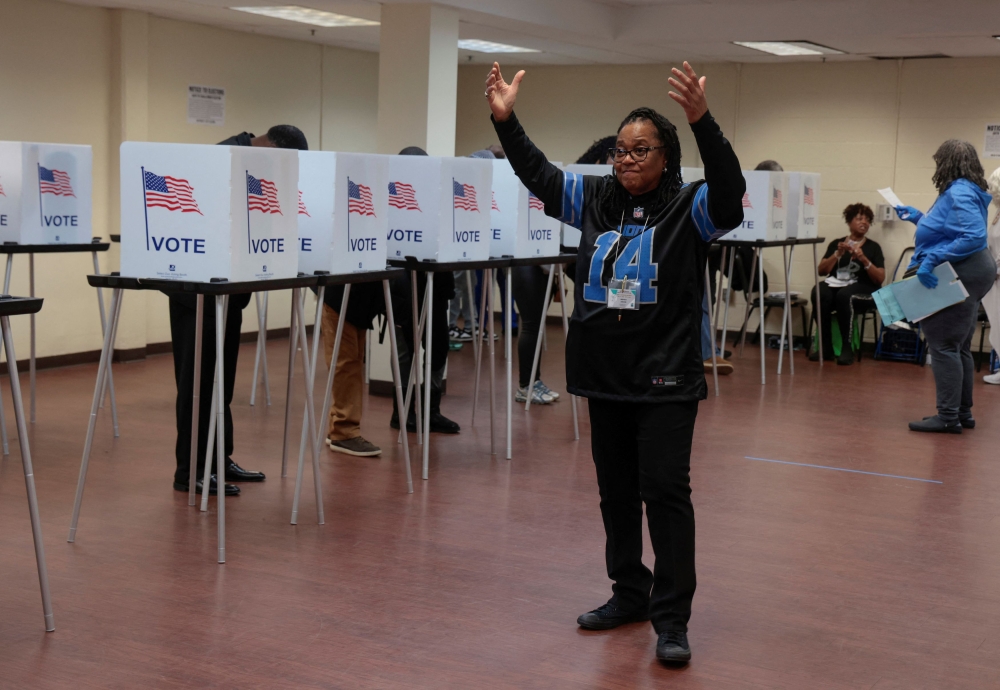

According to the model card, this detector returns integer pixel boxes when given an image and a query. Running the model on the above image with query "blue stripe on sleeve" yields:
[691,184,723,242]
[560,172,584,228]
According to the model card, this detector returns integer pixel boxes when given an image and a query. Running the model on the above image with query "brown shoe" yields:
[327,436,381,457]
[702,358,734,375]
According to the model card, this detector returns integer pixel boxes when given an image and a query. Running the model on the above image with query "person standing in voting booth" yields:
[486,62,745,664]
[896,139,995,434]
[170,124,309,496]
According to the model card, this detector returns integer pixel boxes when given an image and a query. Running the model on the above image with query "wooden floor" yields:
[2,324,1000,689]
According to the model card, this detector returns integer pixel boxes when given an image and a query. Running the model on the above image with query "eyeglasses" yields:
[608,146,666,163]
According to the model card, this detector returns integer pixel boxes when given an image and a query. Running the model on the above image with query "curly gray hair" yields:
[932,139,987,193]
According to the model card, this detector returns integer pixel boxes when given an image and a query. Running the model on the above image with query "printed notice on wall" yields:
[985,123,1000,159]
[187,85,225,126]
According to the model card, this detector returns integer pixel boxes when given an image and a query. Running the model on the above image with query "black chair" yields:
[749,294,810,350]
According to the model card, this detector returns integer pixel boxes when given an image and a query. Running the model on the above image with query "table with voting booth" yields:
[0,141,113,439]
[70,142,414,564]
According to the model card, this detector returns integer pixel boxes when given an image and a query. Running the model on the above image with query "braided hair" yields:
[932,139,987,193]
[598,107,683,218]
[576,136,617,164]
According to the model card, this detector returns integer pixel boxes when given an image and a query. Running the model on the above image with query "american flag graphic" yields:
[0,178,5,197]
[247,173,282,214]
[39,166,75,197]
[803,186,815,206]
[298,190,310,216]
[528,192,545,211]
[741,193,753,209]
[772,188,782,209]
[348,179,376,217]
[388,181,420,211]
[143,170,202,214]
[453,180,479,212]
[491,191,499,212]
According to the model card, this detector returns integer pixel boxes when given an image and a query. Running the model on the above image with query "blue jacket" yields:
[907,178,992,271]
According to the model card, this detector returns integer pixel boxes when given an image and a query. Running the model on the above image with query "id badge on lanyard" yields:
[608,278,639,310]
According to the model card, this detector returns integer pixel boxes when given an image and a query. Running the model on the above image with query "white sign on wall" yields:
[297,151,389,275]
[120,142,299,282]
[985,123,1000,159]
[187,85,225,126]
[0,141,93,244]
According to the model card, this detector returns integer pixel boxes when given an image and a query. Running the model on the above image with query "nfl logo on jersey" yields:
[633,207,644,219]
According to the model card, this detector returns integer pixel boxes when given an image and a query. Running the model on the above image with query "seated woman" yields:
[810,203,886,364]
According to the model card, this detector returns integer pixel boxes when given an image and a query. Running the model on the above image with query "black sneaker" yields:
[924,415,976,429]
[457,328,474,342]
[576,601,649,630]
[656,631,691,665]
[909,415,962,434]
[429,412,460,434]
[448,326,464,342]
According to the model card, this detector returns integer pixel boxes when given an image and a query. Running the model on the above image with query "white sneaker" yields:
[515,385,550,404]
[984,372,1000,385]
[534,380,559,401]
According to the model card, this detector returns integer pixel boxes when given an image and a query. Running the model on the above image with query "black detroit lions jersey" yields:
[493,111,745,402]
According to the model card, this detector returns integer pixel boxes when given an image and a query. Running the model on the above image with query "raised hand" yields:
[667,62,709,124]
[485,62,525,123]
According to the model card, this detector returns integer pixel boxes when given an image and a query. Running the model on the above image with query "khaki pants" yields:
[320,304,366,441]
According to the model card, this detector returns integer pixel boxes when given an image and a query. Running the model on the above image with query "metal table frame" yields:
[0,240,116,454]
[714,237,826,385]
[67,273,338,564]
[0,295,55,632]
[389,257,510,479]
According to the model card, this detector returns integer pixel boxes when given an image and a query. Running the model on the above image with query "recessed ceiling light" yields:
[458,39,540,54]
[734,41,844,56]
[229,6,378,28]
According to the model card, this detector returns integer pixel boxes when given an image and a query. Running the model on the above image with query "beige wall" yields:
[0,0,381,359]
[457,59,1000,337]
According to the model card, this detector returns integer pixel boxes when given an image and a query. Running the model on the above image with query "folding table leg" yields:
[383,280,414,493]
[422,274,433,480]
[525,265,555,411]
[466,270,480,366]
[813,243,824,365]
[399,286,427,445]
[250,292,264,406]
[68,287,122,542]
[280,289,300,477]
[487,269,496,456]
[712,246,727,359]
[293,286,328,524]
[200,298,230,513]
[188,295,203,507]
[557,264,579,441]
[213,295,227,564]
[471,269,489,426]
[739,248,759,357]
[92,251,119,436]
[29,253,35,423]
[2,315,54,631]
[0,254,11,456]
[706,265,719,397]
[290,289,326,525]
[778,246,789,376]
[758,248,766,385]
[505,268,512,460]
[410,271,423,445]
[719,248,736,371]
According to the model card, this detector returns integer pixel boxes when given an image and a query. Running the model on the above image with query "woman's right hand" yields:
[485,62,525,123]
[895,205,923,223]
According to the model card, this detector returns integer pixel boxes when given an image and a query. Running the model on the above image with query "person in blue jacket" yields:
[896,139,995,433]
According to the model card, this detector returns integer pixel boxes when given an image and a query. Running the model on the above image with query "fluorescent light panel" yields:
[458,39,539,54]
[229,6,378,27]
[734,41,844,56]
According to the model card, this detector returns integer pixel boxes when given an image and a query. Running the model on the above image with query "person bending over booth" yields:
[171,125,309,496]
[810,203,885,365]
[486,60,745,665]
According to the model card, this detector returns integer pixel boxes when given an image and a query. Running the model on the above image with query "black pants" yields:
[588,398,699,633]
[170,293,251,484]
[512,265,552,387]
[811,281,874,356]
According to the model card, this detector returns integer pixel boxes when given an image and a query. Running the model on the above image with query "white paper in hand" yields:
[877,187,904,208]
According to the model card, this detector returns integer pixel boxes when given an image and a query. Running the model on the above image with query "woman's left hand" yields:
[917,263,939,289]
[668,62,709,124]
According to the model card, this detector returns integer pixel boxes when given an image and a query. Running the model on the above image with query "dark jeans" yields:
[512,265,552,387]
[811,281,875,356]
[921,249,996,423]
[170,293,251,484]
[588,397,699,633]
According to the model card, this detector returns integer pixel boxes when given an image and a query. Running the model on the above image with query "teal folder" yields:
[873,262,969,326]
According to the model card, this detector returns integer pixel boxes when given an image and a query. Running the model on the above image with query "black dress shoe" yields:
[577,601,649,630]
[173,475,240,496]
[389,411,417,433]
[225,460,265,482]
[429,411,460,434]
[909,416,962,434]
[925,415,976,429]
[656,631,691,665]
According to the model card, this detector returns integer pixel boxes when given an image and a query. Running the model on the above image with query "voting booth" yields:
[490,159,562,258]
[120,142,299,282]
[720,170,788,242]
[559,164,611,248]
[0,142,93,244]
[297,152,389,274]
[785,172,821,239]
[386,156,492,263]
